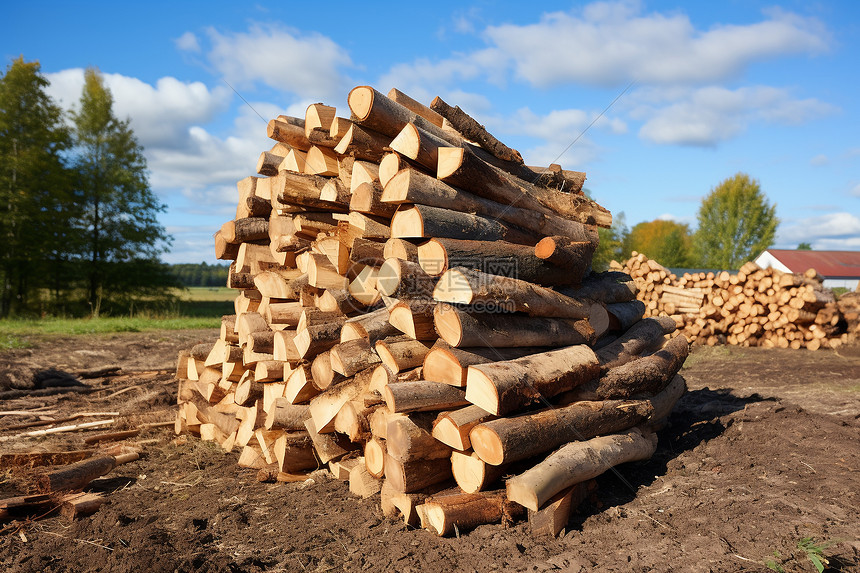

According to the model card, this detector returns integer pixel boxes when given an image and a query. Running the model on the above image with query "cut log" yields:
[606,300,646,332]
[391,204,536,245]
[422,489,525,536]
[311,350,345,390]
[348,86,462,145]
[348,211,390,240]
[388,88,445,127]
[389,123,445,171]
[273,432,319,473]
[384,454,452,493]
[329,456,363,481]
[438,146,612,228]
[330,338,382,377]
[464,344,601,416]
[643,373,687,430]
[449,450,508,493]
[273,330,301,363]
[434,303,596,349]
[430,96,522,163]
[334,400,377,442]
[559,271,637,304]
[264,400,310,431]
[308,368,375,433]
[506,429,658,511]
[383,380,468,413]
[386,412,452,462]
[0,450,96,468]
[595,334,690,399]
[377,257,436,299]
[36,453,138,493]
[431,404,496,450]
[275,171,350,212]
[375,338,432,372]
[417,237,585,286]
[364,436,386,478]
[528,480,596,537]
[348,264,382,307]
[383,238,420,262]
[350,181,398,217]
[60,492,105,520]
[389,299,437,340]
[349,237,387,267]
[333,123,390,162]
[304,417,354,464]
[221,217,269,243]
[595,316,677,372]
[434,267,591,320]
[349,460,382,498]
[257,150,284,176]
[470,399,653,466]
[285,364,323,404]
[267,117,311,150]
[294,318,345,358]
[307,253,349,290]
[254,360,286,382]
[341,307,397,343]
[534,236,596,271]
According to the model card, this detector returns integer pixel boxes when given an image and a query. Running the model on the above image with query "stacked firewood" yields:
[612,252,852,350]
[174,86,690,537]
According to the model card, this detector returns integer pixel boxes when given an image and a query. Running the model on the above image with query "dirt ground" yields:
[1,330,858,572]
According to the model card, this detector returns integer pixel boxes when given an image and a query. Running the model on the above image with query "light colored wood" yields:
[391,204,536,245]
[383,380,468,413]
[377,257,436,299]
[449,450,508,493]
[350,181,397,217]
[386,412,452,462]
[333,123,390,162]
[422,490,524,536]
[264,400,310,431]
[304,145,340,177]
[330,338,382,377]
[349,460,382,498]
[60,492,105,520]
[388,88,445,127]
[506,429,657,511]
[285,363,323,404]
[469,399,653,466]
[364,436,386,478]
[305,417,354,464]
[267,116,310,150]
[375,338,432,372]
[431,404,495,451]
[307,368,374,433]
[273,432,318,473]
[341,307,397,343]
[383,238,420,262]
[273,330,301,363]
[528,480,596,537]
[384,454,452,493]
[464,344,600,416]
[389,299,437,340]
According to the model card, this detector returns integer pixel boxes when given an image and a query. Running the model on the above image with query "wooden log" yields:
[470,399,653,466]
[60,492,106,520]
[417,237,584,286]
[273,432,319,473]
[349,211,390,240]
[449,450,508,493]
[434,267,592,320]
[340,307,395,342]
[275,171,349,212]
[377,257,436,299]
[389,299,437,340]
[386,412,452,462]
[349,237,387,267]
[421,490,525,536]
[304,417,354,464]
[437,146,611,228]
[329,456,363,481]
[430,96,522,163]
[264,399,310,431]
[643,373,687,430]
[267,117,311,150]
[285,364,323,404]
[334,123,390,162]
[595,316,677,372]
[36,453,138,493]
[606,300,646,332]
[351,181,398,218]
[506,428,658,511]
[330,338,382,377]
[465,344,601,416]
[431,405,496,450]
[273,330,302,363]
[0,450,96,468]
[364,436,386,477]
[559,271,638,304]
[434,303,596,349]
[334,400,377,442]
[383,380,468,413]
[528,480,596,537]
[257,150,284,176]
[389,123,444,171]
[391,204,537,245]
[382,168,595,245]
[375,338,432,372]
[308,368,374,433]
[311,350,345,390]
[384,454,452,493]
[383,238,420,262]
[349,460,382,498]
[294,318,345,359]
[221,217,269,243]
[214,231,240,260]
[595,334,689,399]
[534,236,596,270]
[388,88,445,127]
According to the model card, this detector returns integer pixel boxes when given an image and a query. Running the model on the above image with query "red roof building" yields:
[754,249,860,290]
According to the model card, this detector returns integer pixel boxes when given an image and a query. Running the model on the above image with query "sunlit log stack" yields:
[611,252,853,350]
[174,86,690,537]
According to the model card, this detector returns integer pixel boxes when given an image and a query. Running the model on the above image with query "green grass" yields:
[0,287,235,347]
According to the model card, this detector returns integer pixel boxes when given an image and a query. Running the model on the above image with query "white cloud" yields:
[377,49,501,101]
[634,85,837,146]
[205,24,353,101]
[810,154,829,166]
[850,183,860,198]
[175,31,201,53]
[778,212,860,249]
[45,69,232,148]
[483,1,829,87]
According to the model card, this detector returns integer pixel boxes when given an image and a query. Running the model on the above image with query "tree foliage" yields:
[592,211,629,271]
[626,219,694,268]
[170,262,230,287]
[797,242,812,251]
[0,57,75,316]
[693,173,778,270]
[70,68,176,311]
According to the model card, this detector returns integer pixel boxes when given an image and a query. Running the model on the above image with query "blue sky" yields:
[3,0,858,263]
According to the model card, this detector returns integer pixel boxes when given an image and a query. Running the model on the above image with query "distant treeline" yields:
[171,263,230,287]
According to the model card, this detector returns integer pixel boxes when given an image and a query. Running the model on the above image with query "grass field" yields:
[0,287,234,349]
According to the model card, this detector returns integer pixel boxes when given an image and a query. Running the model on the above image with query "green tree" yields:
[0,57,75,316]
[70,67,176,311]
[626,219,695,268]
[797,242,812,250]
[693,173,778,269]
[592,211,629,271]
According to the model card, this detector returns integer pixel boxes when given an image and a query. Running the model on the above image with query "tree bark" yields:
[383,380,468,413]
[430,96,522,163]
[391,204,537,245]
[464,344,600,416]
[384,454,452,493]
[470,399,653,465]
[595,316,677,372]
[330,338,382,377]
[375,338,433,372]
[595,334,689,399]
[386,412,452,462]
[431,404,496,450]
[421,490,525,536]
[265,400,310,431]
[506,429,657,511]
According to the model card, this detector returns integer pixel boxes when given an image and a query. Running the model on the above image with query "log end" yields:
[347,86,375,122]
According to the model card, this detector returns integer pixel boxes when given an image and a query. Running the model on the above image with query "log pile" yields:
[174,86,690,537]
[612,252,854,350]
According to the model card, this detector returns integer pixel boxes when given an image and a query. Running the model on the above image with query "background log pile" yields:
[174,86,690,537]
[611,252,854,350]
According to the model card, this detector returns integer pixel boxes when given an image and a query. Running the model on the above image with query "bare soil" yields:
[1,330,858,572]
